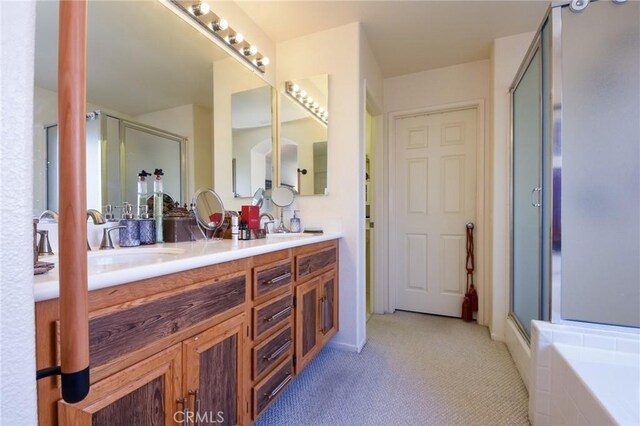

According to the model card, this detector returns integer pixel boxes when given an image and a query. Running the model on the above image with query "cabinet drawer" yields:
[253,357,293,418]
[253,259,292,300]
[252,323,292,381]
[253,293,293,341]
[295,246,337,281]
[88,273,246,368]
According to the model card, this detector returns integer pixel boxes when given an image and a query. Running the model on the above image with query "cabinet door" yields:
[319,269,338,346]
[58,344,182,426]
[183,314,247,426]
[295,278,320,374]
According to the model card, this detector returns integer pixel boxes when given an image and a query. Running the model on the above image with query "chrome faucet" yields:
[86,209,106,251]
[259,212,275,234]
[38,210,59,222]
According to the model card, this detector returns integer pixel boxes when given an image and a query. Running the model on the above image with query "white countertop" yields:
[33,232,342,302]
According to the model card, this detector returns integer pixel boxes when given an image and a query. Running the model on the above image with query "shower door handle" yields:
[531,187,542,207]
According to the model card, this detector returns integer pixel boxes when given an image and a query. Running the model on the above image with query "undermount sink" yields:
[266,233,315,239]
[44,247,185,268]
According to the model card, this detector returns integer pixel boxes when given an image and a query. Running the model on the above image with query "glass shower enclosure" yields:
[510,1,640,339]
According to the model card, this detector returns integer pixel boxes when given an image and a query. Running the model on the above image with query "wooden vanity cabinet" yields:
[182,313,248,426]
[292,240,339,375]
[58,344,183,425]
[36,239,339,426]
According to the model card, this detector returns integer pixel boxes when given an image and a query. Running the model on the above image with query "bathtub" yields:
[530,321,640,426]
[551,344,639,425]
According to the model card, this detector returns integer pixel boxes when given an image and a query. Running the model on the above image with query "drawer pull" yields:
[319,296,327,333]
[264,339,291,361]
[189,390,201,426]
[265,373,292,401]
[264,305,292,323]
[265,272,291,286]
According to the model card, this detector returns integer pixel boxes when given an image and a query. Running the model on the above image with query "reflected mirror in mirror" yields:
[231,86,272,198]
[192,188,225,232]
[280,74,328,196]
[251,188,265,208]
[33,1,275,218]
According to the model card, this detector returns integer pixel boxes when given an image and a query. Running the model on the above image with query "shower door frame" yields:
[508,6,563,340]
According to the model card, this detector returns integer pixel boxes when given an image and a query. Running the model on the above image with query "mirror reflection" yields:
[231,86,273,198]
[280,74,329,196]
[33,1,274,217]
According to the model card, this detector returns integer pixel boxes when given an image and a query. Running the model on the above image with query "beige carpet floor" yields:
[255,311,529,426]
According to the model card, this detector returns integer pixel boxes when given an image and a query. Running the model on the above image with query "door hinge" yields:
[292,296,297,308]
[293,355,297,366]
[246,325,250,337]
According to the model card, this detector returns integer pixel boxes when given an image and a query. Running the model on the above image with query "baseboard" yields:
[326,339,360,352]
[491,332,505,342]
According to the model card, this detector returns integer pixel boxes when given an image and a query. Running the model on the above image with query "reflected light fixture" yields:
[285,81,328,125]
[171,1,268,73]
[189,2,210,16]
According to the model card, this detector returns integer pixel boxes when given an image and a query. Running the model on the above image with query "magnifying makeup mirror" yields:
[192,188,226,239]
[270,186,295,233]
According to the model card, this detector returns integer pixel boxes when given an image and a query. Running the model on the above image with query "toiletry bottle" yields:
[153,168,164,243]
[231,215,239,241]
[136,170,151,219]
[119,203,140,247]
[290,210,301,233]
[139,205,156,245]
[103,204,117,222]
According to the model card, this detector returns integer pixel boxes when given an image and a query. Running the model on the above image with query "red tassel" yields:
[469,284,478,312]
[461,296,473,322]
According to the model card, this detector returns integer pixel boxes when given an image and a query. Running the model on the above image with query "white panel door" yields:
[394,108,477,316]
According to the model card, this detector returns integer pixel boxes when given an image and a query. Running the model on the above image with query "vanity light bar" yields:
[171,1,268,74]
[286,81,329,125]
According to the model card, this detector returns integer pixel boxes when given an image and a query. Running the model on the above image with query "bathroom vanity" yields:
[34,235,340,425]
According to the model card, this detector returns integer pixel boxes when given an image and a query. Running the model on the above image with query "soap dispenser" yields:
[118,202,140,247]
[153,168,164,243]
[290,210,301,233]
[139,205,156,245]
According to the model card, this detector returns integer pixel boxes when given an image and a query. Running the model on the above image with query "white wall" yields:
[0,1,39,423]
[490,32,535,342]
[383,60,492,324]
[277,22,377,351]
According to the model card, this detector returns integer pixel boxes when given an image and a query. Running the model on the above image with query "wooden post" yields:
[58,0,90,403]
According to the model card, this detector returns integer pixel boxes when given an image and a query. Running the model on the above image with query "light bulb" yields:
[291,84,300,93]
[306,96,313,105]
[313,102,319,109]
[254,57,269,67]
[318,107,325,113]
[226,33,243,45]
[323,111,329,118]
[190,2,210,16]
[300,90,307,98]
[243,45,258,56]
[209,18,228,31]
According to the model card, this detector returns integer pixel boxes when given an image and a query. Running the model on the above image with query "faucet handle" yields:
[263,220,275,234]
[100,225,126,250]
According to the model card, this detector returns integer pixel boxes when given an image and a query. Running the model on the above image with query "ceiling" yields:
[235,0,549,77]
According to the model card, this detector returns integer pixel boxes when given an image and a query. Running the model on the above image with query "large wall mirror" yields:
[280,75,329,196]
[33,0,273,217]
